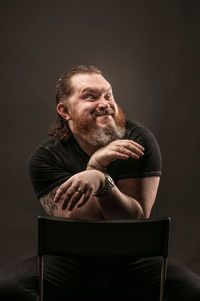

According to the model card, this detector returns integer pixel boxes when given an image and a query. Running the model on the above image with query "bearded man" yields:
[32,65,161,221]
[0,65,200,301]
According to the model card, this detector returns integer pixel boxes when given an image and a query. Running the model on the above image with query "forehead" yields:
[70,73,111,93]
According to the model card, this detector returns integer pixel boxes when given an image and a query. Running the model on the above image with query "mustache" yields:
[94,108,115,117]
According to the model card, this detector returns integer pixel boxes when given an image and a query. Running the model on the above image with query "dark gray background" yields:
[1,0,200,274]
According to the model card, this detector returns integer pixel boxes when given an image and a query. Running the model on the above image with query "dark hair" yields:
[48,65,102,140]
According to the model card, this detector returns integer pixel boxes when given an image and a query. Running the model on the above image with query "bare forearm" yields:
[40,187,104,220]
[40,189,59,216]
[96,186,145,220]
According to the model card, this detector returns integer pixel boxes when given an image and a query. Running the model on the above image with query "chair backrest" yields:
[38,216,170,301]
[38,216,170,258]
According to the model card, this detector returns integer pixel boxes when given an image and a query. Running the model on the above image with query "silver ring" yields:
[115,145,121,151]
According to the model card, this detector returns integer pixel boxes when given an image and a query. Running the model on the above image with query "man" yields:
[0,65,200,300]
[33,65,161,222]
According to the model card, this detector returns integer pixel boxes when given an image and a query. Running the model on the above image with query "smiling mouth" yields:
[96,113,112,117]
[94,108,114,117]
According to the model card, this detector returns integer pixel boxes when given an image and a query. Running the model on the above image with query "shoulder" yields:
[107,119,162,180]
[29,135,75,160]
[28,135,75,198]
[34,135,66,152]
[124,119,160,151]
[125,119,154,136]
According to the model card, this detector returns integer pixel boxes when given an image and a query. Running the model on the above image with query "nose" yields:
[97,96,110,110]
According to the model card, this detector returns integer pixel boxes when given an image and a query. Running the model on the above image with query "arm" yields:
[40,135,160,220]
[39,170,106,220]
[39,186,60,216]
[29,144,104,219]
[85,138,160,219]
[39,175,160,220]
[53,139,157,219]
[95,176,160,219]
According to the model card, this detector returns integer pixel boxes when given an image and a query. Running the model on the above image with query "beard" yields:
[71,106,126,146]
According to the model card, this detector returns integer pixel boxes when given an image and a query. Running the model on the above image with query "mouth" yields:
[94,108,115,117]
[94,113,115,127]
[95,113,112,117]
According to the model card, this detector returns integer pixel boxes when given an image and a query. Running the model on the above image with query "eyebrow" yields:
[80,86,112,94]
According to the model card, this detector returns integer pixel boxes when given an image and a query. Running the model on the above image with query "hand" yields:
[54,170,105,211]
[87,139,144,171]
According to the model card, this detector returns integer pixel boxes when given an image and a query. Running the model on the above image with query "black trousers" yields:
[0,255,200,301]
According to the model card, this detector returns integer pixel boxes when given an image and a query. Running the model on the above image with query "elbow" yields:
[137,212,145,219]
[136,209,150,220]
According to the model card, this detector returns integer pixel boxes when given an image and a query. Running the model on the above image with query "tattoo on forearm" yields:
[40,190,58,216]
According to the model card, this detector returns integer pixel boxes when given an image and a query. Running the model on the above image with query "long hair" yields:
[48,65,102,140]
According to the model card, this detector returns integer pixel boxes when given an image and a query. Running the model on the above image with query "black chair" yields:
[38,216,170,301]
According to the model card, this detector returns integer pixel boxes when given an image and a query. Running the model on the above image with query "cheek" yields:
[111,102,118,114]
[73,104,96,118]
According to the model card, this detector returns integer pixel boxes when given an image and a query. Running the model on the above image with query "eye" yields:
[87,94,95,100]
[83,94,97,100]
[104,93,111,100]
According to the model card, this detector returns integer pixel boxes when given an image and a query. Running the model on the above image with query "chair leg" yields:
[160,257,167,301]
[38,256,44,301]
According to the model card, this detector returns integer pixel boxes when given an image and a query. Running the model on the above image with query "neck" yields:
[73,133,100,156]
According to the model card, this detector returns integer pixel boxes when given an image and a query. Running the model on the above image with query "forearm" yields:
[40,188,70,218]
[96,185,145,220]
[86,165,145,219]
[40,186,104,220]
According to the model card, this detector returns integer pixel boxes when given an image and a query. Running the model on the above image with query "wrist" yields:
[86,158,107,172]
[94,173,115,198]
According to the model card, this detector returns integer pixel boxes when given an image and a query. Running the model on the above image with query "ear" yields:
[57,103,72,121]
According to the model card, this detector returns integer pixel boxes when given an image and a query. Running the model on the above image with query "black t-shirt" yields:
[29,120,162,199]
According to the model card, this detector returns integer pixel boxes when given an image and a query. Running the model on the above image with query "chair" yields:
[38,216,170,301]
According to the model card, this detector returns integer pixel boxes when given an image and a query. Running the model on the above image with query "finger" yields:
[76,184,92,208]
[77,188,93,208]
[115,146,141,159]
[127,143,144,155]
[62,186,81,210]
[129,140,145,151]
[54,181,71,202]
[115,140,145,151]
[61,186,78,209]
[109,151,130,160]
[67,190,83,211]
[122,145,144,158]
[114,142,144,157]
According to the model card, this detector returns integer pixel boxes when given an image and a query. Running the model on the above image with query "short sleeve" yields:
[28,146,71,199]
[107,122,162,181]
